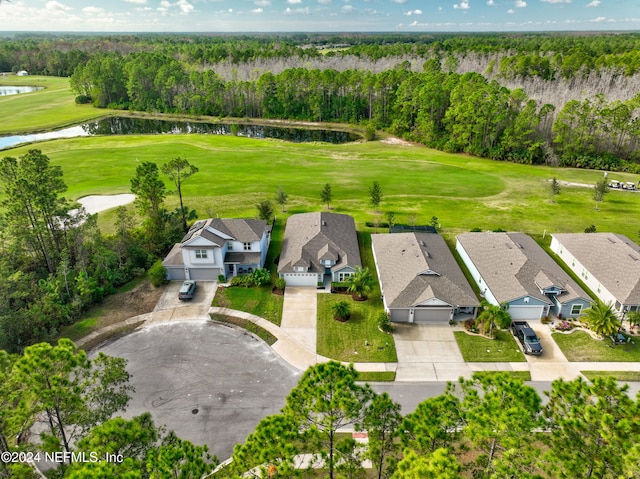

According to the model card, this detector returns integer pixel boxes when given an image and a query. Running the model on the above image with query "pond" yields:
[0,116,362,150]
[0,86,43,96]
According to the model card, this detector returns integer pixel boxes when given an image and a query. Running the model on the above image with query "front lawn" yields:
[317,294,397,363]
[212,285,283,326]
[552,330,640,361]
[454,330,527,362]
[581,371,640,382]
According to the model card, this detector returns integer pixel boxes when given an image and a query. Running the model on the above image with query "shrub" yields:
[218,274,226,282]
[377,312,393,333]
[148,260,167,287]
[556,320,574,331]
[332,301,351,322]
[274,277,286,291]
[75,95,92,104]
[230,275,253,288]
[463,318,478,332]
[249,268,271,287]
[541,316,551,324]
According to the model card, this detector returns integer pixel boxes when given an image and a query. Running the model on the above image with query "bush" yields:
[249,268,271,286]
[464,318,478,332]
[75,95,92,104]
[230,275,253,288]
[148,260,167,287]
[218,274,226,282]
[274,277,286,291]
[377,312,393,333]
[541,316,551,324]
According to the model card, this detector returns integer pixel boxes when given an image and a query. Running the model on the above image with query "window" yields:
[243,242,251,251]
[227,242,233,251]
[195,249,208,259]
[571,304,582,315]
[524,296,530,303]
[338,272,353,282]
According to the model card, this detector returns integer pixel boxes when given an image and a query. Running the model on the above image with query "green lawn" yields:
[356,371,397,382]
[472,370,532,381]
[454,330,527,362]
[317,294,397,363]
[553,330,640,361]
[581,371,640,381]
[210,313,278,345]
[212,285,284,326]
[0,76,107,135]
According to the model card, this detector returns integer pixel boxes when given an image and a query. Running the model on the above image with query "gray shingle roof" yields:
[457,232,590,305]
[372,233,478,309]
[278,212,361,274]
[552,233,640,304]
[181,218,267,246]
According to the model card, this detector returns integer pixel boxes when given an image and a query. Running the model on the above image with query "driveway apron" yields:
[280,287,318,365]
[393,324,473,381]
[525,323,581,381]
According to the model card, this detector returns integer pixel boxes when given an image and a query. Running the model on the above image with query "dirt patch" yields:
[93,280,165,329]
[381,137,414,146]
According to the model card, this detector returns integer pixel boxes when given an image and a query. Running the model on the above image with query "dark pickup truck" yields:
[511,321,543,355]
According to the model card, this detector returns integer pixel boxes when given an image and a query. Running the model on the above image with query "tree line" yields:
[0,338,216,479]
[70,52,640,167]
[0,150,197,352]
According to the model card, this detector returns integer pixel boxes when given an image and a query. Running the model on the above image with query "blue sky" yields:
[0,0,638,32]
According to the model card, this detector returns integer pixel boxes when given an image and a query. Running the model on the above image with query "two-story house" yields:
[163,218,270,281]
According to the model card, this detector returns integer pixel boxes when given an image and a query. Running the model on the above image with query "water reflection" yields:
[0,116,361,150]
[0,86,42,96]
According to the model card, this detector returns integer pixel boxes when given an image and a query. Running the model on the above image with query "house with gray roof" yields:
[550,233,640,316]
[372,232,479,323]
[456,232,591,320]
[278,212,361,287]
[163,218,270,281]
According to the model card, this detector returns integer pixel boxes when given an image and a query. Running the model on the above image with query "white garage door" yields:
[414,307,451,322]
[283,273,318,287]
[508,305,544,320]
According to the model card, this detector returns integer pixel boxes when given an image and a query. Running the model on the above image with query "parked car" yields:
[178,280,197,300]
[511,321,543,355]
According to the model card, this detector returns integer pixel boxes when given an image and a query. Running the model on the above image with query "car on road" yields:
[178,280,197,300]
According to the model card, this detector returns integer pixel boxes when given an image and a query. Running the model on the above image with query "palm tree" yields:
[580,302,620,337]
[475,301,512,339]
[346,267,376,301]
[331,301,351,322]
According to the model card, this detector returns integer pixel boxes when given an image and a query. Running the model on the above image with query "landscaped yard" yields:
[454,330,527,362]
[581,371,640,381]
[317,294,397,363]
[553,330,640,361]
[212,285,284,326]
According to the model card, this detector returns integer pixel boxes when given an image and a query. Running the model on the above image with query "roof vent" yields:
[505,243,513,249]
[608,237,617,244]
[420,240,426,247]
[630,254,638,261]
[515,242,523,249]
[322,220,327,226]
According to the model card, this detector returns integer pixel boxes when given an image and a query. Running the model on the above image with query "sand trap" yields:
[77,194,136,215]
[381,137,413,146]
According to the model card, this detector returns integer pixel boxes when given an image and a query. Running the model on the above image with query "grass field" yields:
[581,371,640,381]
[553,330,640,361]
[0,76,107,135]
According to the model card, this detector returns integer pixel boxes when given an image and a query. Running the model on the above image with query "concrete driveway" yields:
[95,320,301,461]
[146,281,218,325]
[280,287,318,360]
[393,324,472,381]
[525,323,581,381]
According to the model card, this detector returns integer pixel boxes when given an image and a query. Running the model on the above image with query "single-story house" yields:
[456,232,591,320]
[163,218,270,281]
[278,212,361,287]
[550,233,640,316]
[372,232,479,323]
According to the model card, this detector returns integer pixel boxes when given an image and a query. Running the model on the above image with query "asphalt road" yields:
[95,320,301,461]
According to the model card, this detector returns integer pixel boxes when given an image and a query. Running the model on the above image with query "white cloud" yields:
[404,9,423,15]
[284,6,310,14]
[487,0,495,5]
[318,0,332,3]
[287,0,303,4]
[177,0,194,13]
[541,0,571,3]
[391,0,408,4]
[342,4,355,12]
[590,15,606,21]
[46,1,72,12]
[251,7,263,12]
[586,0,600,6]
[454,0,470,9]
[507,8,515,12]
[254,0,271,5]
[123,0,147,4]
[515,0,526,7]
[83,6,105,14]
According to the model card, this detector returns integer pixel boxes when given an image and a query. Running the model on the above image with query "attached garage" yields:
[282,273,318,287]
[390,309,410,322]
[188,267,222,281]
[165,266,186,281]
[507,305,544,320]
[413,307,452,322]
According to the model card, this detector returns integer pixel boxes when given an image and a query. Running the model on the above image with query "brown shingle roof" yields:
[278,212,361,274]
[181,218,267,246]
[457,232,590,305]
[552,233,640,304]
[372,232,478,309]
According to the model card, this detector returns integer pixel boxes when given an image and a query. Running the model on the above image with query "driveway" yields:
[280,287,318,359]
[95,320,301,461]
[525,323,581,381]
[393,324,472,381]
[146,281,218,325]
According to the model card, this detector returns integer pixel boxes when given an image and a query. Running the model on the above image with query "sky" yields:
[0,0,638,33]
